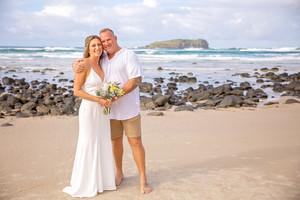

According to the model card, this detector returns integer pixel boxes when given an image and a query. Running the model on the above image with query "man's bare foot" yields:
[140,183,151,194]
[115,175,124,186]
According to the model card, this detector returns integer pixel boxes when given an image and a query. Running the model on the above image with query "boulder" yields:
[36,106,50,115]
[139,82,153,92]
[155,95,171,106]
[285,99,300,104]
[218,95,242,108]
[6,95,20,107]
[147,111,164,116]
[2,77,15,85]
[62,105,75,115]
[174,105,194,112]
[167,83,178,90]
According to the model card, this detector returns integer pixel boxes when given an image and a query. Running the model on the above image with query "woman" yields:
[63,35,116,197]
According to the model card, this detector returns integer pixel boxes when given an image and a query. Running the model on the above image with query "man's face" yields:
[100,31,117,55]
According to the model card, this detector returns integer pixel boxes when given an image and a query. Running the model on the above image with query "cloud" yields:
[142,0,157,7]
[0,0,299,47]
[36,5,75,17]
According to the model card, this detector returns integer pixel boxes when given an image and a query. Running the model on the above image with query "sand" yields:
[0,101,300,200]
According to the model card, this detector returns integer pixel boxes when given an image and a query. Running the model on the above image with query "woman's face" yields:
[89,38,103,57]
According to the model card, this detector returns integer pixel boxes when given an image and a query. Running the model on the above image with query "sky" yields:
[0,0,299,48]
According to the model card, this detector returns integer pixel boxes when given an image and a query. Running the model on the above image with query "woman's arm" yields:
[73,60,109,107]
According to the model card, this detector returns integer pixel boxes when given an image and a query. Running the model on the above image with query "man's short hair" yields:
[100,28,114,35]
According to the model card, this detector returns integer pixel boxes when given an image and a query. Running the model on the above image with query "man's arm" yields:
[72,59,85,73]
[120,76,142,97]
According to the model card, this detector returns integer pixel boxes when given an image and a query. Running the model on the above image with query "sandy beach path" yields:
[0,104,300,200]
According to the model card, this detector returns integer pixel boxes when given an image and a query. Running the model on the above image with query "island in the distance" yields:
[142,39,209,49]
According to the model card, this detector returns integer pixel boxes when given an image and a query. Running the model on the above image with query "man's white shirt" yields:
[100,48,142,120]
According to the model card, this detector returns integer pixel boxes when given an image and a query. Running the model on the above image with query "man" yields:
[73,28,151,194]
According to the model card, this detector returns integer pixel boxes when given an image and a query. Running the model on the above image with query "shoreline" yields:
[1,103,300,199]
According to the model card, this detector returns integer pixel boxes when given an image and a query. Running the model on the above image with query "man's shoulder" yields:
[121,48,136,57]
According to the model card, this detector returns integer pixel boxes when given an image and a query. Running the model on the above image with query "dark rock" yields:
[174,105,194,112]
[155,95,171,106]
[62,105,75,115]
[21,102,37,116]
[271,67,279,72]
[273,83,285,92]
[139,82,153,92]
[21,102,37,111]
[203,99,216,107]
[264,102,279,106]
[44,96,55,106]
[167,83,178,90]
[157,67,163,71]
[254,88,268,99]
[7,95,20,107]
[211,85,225,95]
[1,123,13,127]
[15,78,26,85]
[256,79,264,83]
[153,77,164,83]
[242,99,257,107]
[147,111,164,116]
[36,106,50,115]
[218,95,242,107]
[2,77,15,85]
[231,89,243,96]
[285,99,300,104]
[0,94,9,101]
[240,82,252,90]
[51,108,63,116]
[188,77,197,83]
[58,79,68,82]
[46,84,57,90]
[285,81,300,91]
[63,96,75,106]
[279,73,288,79]
[189,90,210,102]
[265,72,275,79]
[153,86,162,94]
[261,68,269,72]
[178,76,188,83]
[240,73,251,78]
[33,92,43,99]
[140,97,156,110]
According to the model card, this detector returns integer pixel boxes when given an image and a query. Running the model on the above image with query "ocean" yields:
[1,46,300,102]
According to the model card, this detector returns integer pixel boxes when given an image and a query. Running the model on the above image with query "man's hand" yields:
[72,59,85,73]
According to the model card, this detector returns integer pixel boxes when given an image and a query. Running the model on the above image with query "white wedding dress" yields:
[63,68,116,197]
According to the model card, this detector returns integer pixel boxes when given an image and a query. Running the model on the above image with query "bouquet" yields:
[95,81,124,115]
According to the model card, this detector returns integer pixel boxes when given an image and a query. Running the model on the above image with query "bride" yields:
[63,35,116,197]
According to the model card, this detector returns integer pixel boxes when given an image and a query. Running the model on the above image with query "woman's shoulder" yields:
[81,58,91,71]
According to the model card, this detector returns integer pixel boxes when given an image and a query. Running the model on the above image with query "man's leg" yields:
[110,119,125,186]
[127,137,151,194]
[112,136,124,186]
[124,114,151,194]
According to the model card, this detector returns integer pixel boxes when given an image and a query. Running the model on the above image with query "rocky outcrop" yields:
[143,39,209,49]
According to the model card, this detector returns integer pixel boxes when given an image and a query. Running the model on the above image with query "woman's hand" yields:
[98,98,111,108]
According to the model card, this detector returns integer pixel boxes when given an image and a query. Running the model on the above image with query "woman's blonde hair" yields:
[83,35,102,58]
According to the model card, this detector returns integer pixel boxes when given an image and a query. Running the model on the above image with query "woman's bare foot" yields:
[115,174,124,186]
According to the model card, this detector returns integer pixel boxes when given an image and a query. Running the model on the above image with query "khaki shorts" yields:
[110,114,141,140]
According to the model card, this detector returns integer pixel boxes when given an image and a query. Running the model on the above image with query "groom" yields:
[73,28,151,194]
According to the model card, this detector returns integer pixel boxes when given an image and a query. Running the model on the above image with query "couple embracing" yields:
[63,28,151,197]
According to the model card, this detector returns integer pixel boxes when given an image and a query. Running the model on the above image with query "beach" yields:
[1,98,300,200]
